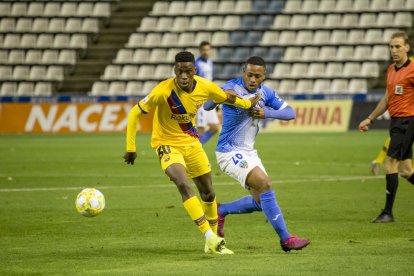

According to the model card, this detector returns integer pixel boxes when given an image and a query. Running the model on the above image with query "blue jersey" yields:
[216,78,287,152]
[195,57,213,81]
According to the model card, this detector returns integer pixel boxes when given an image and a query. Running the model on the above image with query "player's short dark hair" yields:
[175,51,195,64]
[199,41,211,49]
[245,56,266,70]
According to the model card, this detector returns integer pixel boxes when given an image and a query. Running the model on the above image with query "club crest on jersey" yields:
[163,154,170,162]
[239,160,248,169]
[395,85,403,95]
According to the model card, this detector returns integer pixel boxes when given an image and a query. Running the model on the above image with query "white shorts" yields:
[216,150,267,188]
[196,108,219,128]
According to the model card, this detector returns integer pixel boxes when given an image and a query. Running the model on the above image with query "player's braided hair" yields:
[175,51,195,64]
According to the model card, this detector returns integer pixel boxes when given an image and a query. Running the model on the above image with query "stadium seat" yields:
[273,15,290,29]
[218,48,232,60]
[268,0,285,12]
[325,14,342,28]
[353,0,370,11]
[201,1,219,14]
[342,14,359,27]
[44,3,60,16]
[325,63,343,77]
[4,34,20,48]
[283,47,301,61]
[70,34,87,49]
[348,30,365,44]
[290,63,308,78]
[120,65,139,80]
[223,16,241,30]
[264,80,279,91]
[235,0,252,13]
[308,15,325,28]
[307,63,325,78]
[370,0,388,11]
[394,12,413,27]
[16,18,32,32]
[195,32,212,45]
[217,1,236,14]
[13,66,30,80]
[278,80,296,94]
[178,33,195,47]
[26,50,42,63]
[169,1,186,15]
[21,34,37,48]
[296,31,313,45]
[261,31,279,45]
[42,50,59,64]
[342,62,361,77]
[90,81,109,95]
[313,79,331,93]
[150,49,167,62]
[157,17,174,31]
[206,16,223,30]
[252,47,268,58]
[302,0,319,12]
[241,15,257,29]
[0,82,17,96]
[139,17,158,31]
[46,66,64,81]
[256,15,274,29]
[0,66,13,80]
[170,17,188,31]
[361,62,380,77]
[336,0,353,11]
[34,82,53,96]
[133,49,150,62]
[318,0,336,11]
[0,3,11,16]
[406,0,414,9]
[330,79,349,93]
[66,18,82,32]
[54,34,70,48]
[211,32,229,46]
[359,13,377,27]
[313,30,330,45]
[150,2,169,15]
[11,3,27,16]
[103,65,121,80]
[137,65,155,79]
[77,3,94,17]
[302,46,319,61]
[0,18,15,32]
[154,65,173,79]
[296,80,314,93]
[349,79,368,93]
[252,0,269,12]
[161,33,179,47]
[50,18,65,32]
[145,33,162,47]
[9,50,25,64]
[61,2,78,16]
[0,50,7,63]
[371,45,389,60]
[108,81,125,95]
[383,29,400,42]
[376,13,394,27]
[232,48,251,61]
[114,49,133,63]
[266,47,284,61]
[59,50,76,65]
[30,66,47,80]
[279,31,296,45]
[33,19,49,32]
[127,33,145,47]
[94,3,111,17]
[272,63,291,78]
[82,19,99,33]
[365,29,383,43]
[37,34,54,48]
[291,15,308,29]
[125,81,144,95]
[284,0,302,12]
[336,46,354,61]
[185,1,202,14]
[353,46,371,61]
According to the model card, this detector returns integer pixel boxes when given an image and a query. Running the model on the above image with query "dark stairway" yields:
[60,0,157,93]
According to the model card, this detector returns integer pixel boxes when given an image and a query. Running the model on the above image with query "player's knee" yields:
[399,168,413,179]
[200,190,215,202]
[384,162,397,174]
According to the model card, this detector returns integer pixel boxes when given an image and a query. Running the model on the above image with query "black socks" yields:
[384,173,399,214]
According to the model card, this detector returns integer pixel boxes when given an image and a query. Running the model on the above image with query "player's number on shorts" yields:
[232,153,243,165]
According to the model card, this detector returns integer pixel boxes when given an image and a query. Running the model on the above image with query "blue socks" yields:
[218,195,262,216]
[199,130,213,144]
[260,190,290,242]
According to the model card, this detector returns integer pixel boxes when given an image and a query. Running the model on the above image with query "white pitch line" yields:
[0,175,383,193]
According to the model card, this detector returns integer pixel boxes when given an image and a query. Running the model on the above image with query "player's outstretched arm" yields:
[251,105,296,120]
[224,90,261,109]
[124,104,143,165]
[359,93,388,132]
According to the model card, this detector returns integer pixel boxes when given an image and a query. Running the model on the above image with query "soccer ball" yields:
[75,188,105,217]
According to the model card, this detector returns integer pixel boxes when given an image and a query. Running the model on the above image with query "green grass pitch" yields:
[0,131,413,275]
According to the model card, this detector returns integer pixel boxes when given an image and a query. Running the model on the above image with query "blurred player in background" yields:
[195,41,220,144]
[359,31,414,223]
[124,51,260,254]
[204,56,310,252]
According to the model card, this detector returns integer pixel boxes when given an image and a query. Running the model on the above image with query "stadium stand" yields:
[91,0,414,95]
[1,0,414,95]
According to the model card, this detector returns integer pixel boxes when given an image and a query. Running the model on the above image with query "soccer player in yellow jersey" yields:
[123,51,260,254]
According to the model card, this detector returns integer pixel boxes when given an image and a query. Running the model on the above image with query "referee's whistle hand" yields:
[123,152,137,165]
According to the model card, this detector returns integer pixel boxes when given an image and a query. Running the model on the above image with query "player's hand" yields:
[249,93,262,108]
[123,152,137,165]
[250,103,265,119]
[358,118,371,132]
[225,90,242,104]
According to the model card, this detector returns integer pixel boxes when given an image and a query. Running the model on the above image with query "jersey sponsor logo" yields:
[170,113,195,123]
[167,90,199,138]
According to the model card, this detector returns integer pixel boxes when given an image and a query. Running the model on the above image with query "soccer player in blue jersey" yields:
[204,56,310,252]
[195,41,220,144]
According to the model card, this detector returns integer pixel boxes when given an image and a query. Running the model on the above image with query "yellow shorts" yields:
[154,143,211,178]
